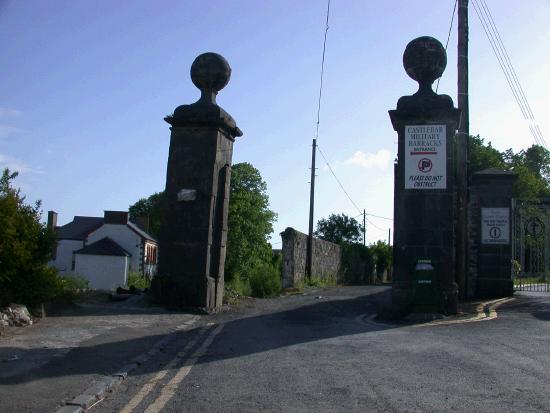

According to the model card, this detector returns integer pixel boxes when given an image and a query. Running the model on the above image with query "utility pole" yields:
[363,209,366,246]
[388,228,391,246]
[457,0,469,300]
[306,138,317,280]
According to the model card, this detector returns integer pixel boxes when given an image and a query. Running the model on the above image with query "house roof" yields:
[55,216,104,240]
[127,221,157,242]
[74,237,131,257]
[55,215,157,243]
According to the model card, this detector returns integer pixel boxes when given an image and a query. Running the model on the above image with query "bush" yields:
[295,275,337,290]
[0,266,62,308]
[126,271,151,290]
[340,243,375,284]
[59,274,90,292]
[249,262,281,298]
[226,273,252,297]
[0,169,59,307]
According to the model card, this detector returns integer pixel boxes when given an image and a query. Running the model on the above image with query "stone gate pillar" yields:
[389,37,461,315]
[156,53,242,311]
[468,168,517,298]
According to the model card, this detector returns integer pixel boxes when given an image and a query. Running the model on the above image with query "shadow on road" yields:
[1,287,399,384]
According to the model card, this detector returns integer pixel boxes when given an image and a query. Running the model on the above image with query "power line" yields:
[366,212,392,221]
[478,0,547,148]
[366,217,385,231]
[317,144,363,216]
[316,144,393,224]
[315,0,331,142]
[471,0,546,148]
[436,0,458,93]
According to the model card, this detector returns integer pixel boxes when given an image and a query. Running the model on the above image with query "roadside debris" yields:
[1,303,33,327]
[111,286,147,301]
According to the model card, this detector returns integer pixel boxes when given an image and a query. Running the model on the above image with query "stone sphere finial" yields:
[190,52,231,97]
[403,36,447,91]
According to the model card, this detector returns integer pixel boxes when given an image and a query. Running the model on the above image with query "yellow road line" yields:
[414,297,515,327]
[119,326,209,413]
[144,324,224,413]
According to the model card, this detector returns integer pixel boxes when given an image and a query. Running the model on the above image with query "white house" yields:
[74,237,131,290]
[48,210,158,290]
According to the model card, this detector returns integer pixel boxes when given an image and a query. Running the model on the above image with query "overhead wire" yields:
[471,0,546,148]
[309,0,392,236]
[317,144,363,216]
[436,0,458,93]
[478,0,547,148]
[315,0,331,142]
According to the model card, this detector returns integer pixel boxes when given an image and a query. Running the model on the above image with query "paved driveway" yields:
[89,287,550,413]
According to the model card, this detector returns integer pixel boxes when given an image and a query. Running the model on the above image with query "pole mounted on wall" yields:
[307,138,317,280]
[457,0,470,299]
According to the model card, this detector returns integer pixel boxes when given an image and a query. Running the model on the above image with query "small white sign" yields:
[405,125,446,189]
[481,208,510,244]
[177,188,197,201]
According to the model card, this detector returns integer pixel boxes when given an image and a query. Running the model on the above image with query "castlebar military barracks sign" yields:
[405,125,446,189]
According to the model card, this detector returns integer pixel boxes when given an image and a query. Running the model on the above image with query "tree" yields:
[0,169,59,306]
[469,135,505,172]
[225,162,277,281]
[469,135,550,199]
[370,240,392,277]
[314,213,364,244]
[128,191,165,238]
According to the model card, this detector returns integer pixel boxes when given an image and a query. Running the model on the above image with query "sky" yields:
[2,0,550,246]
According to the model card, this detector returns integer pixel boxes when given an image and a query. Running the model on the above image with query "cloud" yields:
[0,154,42,174]
[344,149,392,170]
[0,107,21,118]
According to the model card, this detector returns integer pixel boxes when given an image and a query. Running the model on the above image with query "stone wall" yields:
[280,227,341,288]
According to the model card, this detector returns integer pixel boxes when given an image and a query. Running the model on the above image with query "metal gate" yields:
[512,199,550,292]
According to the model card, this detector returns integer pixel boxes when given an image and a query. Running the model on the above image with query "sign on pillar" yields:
[389,37,461,316]
[405,125,446,189]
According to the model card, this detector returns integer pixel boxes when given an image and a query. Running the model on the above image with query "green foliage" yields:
[295,275,337,290]
[59,274,90,292]
[314,213,364,244]
[126,271,151,289]
[0,169,60,307]
[128,192,165,238]
[225,163,277,282]
[370,241,392,277]
[248,262,281,298]
[469,135,506,172]
[227,273,252,297]
[470,137,550,199]
[340,243,375,284]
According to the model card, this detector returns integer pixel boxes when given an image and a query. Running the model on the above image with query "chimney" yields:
[47,211,58,231]
[104,211,129,225]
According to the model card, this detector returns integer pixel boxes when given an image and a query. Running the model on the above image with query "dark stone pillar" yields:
[156,53,242,311]
[469,168,517,298]
[389,37,461,315]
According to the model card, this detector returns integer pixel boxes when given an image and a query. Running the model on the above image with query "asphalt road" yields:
[86,286,550,413]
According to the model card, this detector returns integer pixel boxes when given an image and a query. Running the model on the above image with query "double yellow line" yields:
[119,324,224,413]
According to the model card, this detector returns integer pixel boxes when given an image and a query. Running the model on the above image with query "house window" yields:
[145,244,157,265]
[71,252,75,271]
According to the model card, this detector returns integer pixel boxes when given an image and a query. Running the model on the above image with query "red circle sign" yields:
[418,158,432,173]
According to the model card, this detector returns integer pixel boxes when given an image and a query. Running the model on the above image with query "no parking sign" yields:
[405,125,446,189]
